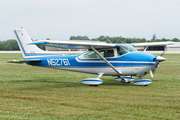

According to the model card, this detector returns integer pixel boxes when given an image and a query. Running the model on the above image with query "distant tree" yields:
[0,40,19,51]
[0,41,6,50]
[70,35,150,44]
[8,39,19,50]
[161,38,168,41]
[97,36,106,42]
[4,43,13,51]
[70,35,90,40]
[126,38,132,43]
[0,41,2,50]
[83,36,89,40]
[138,38,146,43]
[151,34,156,41]
[172,38,179,42]
[70,36,75,40]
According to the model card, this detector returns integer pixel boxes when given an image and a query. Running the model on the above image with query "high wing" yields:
[132,42,174,47]
[27,40,118,49]
[7,59,42,63]
[28,40,175,49]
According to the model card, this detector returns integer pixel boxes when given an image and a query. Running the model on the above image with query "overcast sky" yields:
[1,0,180,41]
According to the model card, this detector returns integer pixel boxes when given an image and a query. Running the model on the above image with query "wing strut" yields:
[90,46,126,82]
[143,46,148,52]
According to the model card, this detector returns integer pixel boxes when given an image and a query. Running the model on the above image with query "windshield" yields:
[117,44,137,56]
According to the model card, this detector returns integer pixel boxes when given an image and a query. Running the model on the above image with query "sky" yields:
[1,0,180,41]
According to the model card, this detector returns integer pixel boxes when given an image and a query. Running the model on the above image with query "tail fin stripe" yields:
[14,30,27,56]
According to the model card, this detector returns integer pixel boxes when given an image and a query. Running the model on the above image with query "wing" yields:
[27,40,118,49]
[132,42,175,47]
[28,40,175,49]
[7,59,42,63]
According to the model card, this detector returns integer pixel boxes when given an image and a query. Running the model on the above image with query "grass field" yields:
[0,53,180,120]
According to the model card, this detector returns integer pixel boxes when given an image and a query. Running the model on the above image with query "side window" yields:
[103,50,114,57]
[84,51,98,58]
[84,49,114,58]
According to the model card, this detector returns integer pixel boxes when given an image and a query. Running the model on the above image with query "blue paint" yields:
[122,77,135,79]
[26,52,157,68]
[82,79,103,83]
[27,41,48,45]
[133,80,152,83]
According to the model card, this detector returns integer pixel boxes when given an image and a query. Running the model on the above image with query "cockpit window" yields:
[84,45,137,58]
[117,44,137,56]
[84,49,114,58]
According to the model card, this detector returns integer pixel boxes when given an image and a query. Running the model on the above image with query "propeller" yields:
[150,46,167,78]
[150,69,154,78]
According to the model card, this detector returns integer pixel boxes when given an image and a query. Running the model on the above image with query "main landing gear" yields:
[115,76,152,86]
[82,73,104,86]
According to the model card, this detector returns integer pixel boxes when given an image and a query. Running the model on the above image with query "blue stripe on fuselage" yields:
[26,52,157,68]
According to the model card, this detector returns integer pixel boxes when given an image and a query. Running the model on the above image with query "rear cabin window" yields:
[84,49,114,58]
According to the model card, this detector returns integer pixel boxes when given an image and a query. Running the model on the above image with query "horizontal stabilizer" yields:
[7,59,41,63]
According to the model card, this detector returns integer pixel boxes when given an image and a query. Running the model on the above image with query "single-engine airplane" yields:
[8,28,175,86]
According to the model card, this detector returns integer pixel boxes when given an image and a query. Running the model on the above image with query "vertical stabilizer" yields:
[14,28,45,59]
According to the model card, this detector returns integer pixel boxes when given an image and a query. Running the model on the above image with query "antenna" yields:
[95,38,99,42]
[106,37,112,44]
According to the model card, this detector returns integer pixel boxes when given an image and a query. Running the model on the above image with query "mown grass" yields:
[0,53,180,119]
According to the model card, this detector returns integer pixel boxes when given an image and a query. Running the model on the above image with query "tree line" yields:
[0,34,179,51]
[0,39,45,51]
[70,34,180,43]
[0,40,20,51]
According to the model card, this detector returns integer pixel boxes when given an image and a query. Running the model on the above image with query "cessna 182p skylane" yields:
[8,28,174,86]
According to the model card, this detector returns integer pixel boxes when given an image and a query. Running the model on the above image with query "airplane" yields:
[8,28,175,86]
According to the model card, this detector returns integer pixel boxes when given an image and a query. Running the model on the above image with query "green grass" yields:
[0,53,180,119]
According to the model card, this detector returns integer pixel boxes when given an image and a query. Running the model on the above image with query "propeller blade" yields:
[150,46,166,78]
[150,70,154,78]
[161,45,167,56]
[152,61,159,73]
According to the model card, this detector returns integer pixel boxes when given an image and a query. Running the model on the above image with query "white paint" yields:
[82,78,103,85]
[115,76,135,82]
[133,79,152,86]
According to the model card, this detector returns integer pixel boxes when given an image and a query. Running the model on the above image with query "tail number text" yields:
[47,58,70,66]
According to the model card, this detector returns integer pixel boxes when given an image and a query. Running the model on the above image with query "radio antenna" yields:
[106,37,112,44]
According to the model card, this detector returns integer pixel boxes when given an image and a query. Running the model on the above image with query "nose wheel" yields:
[133,79,152,86]
[115,76,152,86]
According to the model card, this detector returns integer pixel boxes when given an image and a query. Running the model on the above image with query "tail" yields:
[14,28,47,59]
